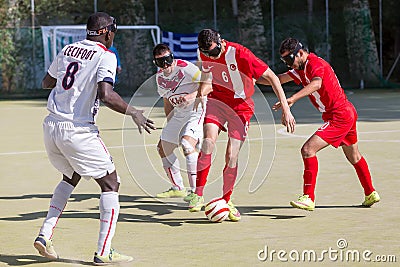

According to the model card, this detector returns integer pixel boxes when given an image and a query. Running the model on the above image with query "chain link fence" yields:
[1,1,399,97]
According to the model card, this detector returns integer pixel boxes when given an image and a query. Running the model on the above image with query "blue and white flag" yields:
[162,31,198,62]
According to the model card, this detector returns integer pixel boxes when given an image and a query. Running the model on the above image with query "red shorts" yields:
[315,103,358,148]
[204,98,254,141]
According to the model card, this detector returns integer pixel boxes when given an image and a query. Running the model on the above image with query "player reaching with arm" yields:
[34,12,155,265]
[190,29,295,221]
[260,37,380,211]
[152,44,205,201]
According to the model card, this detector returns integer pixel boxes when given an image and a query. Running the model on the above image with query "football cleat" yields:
[188,194,204,212]
[290,195,315,211]
[183,191,196,202]
[93,248,133,265]
[362,191,380,207]
[33,234,58,260]
[156,188,186,198]
[227,200,241,222]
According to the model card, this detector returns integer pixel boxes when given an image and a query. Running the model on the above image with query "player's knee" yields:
[181,138,195,155]
[201,138,215,154]
[225,149,239,164]
[346,152,362,164]
[101,179,120,192]
[301,144,315,158]
[225,156,238,168]
[63,172,81,187]
[96,171,120,192]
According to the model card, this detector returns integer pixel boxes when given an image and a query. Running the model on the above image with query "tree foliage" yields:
[0,0,29,92]
[0,0,398,93]
[344,0,380,84]
[237,0,268,60]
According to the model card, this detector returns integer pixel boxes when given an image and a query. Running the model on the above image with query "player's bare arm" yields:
[163,98,174,122]
[193,72,212,111]
[42,73,57,89]
[278,73,294,84]
[98,81,155,134]
[273,76,322,111]
[256,72,292,85]
[289,77,322,104]
[260,68,296,133]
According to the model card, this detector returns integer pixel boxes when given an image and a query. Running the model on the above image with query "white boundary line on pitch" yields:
[2,126,399,156]
[0,136,276,156]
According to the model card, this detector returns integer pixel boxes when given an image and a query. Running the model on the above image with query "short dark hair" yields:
[198,29,221,50]
[87,12,112,32]
[153,43,171,57]
[279,38,300,55]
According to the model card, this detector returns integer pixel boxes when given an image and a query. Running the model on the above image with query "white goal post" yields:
[41,25,160,72]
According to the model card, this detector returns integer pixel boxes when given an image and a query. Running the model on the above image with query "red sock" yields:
[353,157,375,195]
[303,156,318,201]
[222,165,238,202]
[195,152,212,196]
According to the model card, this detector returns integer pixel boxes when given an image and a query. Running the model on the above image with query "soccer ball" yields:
[205,198,230,223]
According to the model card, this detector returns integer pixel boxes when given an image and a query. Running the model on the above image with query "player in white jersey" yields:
[33,12,155,265]
[153,44,206,201]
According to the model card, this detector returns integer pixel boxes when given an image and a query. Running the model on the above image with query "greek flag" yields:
[162,31,198,62]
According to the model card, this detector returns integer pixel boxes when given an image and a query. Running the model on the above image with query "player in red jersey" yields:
[189,29,296,221]
[261,37,380,211]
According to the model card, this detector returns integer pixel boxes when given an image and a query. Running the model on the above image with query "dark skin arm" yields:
[42,73,57,89]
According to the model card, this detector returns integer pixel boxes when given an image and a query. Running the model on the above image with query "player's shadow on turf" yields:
[0,254,92,266]
[316,205,368,209]
[233,206,307,220]
[0,202,305,225]
[119,215,211,226]
[118,203,212,226]
[4,195,365,226]
[0,194,151,203]
[116,204,308,225]
[0,194,208,227]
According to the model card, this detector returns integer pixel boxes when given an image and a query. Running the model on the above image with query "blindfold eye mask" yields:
[87,17,117,36]
[199,42,222,57]
[280,42,303,67]
[153,53,174,68]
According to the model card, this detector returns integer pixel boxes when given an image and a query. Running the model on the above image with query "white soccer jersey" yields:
[156,59,201,115]
[46,39,117,123]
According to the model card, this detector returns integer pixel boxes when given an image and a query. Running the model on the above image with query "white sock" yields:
[97,192,120,256]
[186,152,198,192]
[162,153,184,190]
[39,180,74,239]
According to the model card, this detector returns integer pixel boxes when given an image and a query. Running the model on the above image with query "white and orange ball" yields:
[205,198,230,223]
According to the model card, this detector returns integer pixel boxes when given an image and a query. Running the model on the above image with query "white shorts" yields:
[43,115,115,179]
[160,108,205,146]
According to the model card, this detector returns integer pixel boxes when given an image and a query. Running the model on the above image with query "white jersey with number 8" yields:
[46,39,117,124]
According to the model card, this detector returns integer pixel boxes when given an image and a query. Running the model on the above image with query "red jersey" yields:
[199,41,268,109]
[287,53,349,114]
